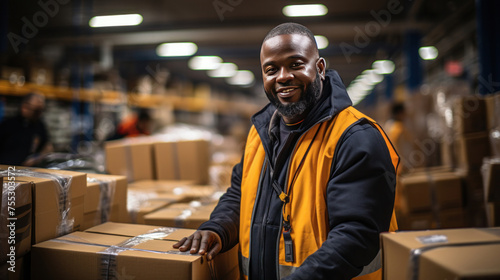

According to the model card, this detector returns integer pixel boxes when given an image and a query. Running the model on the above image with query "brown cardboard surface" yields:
[381,227,500,280]
[0,166,86,244]
[453,96,487,135]
[86,173,129,224]
[418,244,500,280]
[455,132,491,169]
[105,139,155,181]
[154,140,210,184]
[484,92,500,130]
[482,161,500,203]
[1,178,32,263]
[399,172,463,213]
[32,223,239,280]
[144,202,217,229]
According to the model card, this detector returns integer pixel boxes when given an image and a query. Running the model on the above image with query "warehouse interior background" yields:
[1,0,500,228]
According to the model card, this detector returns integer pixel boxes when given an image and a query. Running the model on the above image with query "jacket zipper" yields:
[275,115,331,279]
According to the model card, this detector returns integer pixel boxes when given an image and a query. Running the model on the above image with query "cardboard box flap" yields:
[85,222,196,241]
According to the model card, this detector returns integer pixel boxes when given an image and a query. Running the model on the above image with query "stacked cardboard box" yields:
[105,138,156,182]
[144,201,218,229]
[0,166,87,280]
[396,170,465,230]
[452,96,491,227]
[482,159,500,226]
[105,138,211,184]
[154,140,210,184]
[0,166,86,244]
[126,180,217,224]
[381,227,500,280]
[32,222,239,280]
[82,173,129,230]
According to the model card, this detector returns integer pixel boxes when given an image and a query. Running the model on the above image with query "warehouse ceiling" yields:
[3,0,475,96]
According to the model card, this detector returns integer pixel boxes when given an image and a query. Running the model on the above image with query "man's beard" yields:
[267,73,322,119]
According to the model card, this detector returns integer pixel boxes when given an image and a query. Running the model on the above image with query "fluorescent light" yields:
[314,35,329,49]
[372,60,395,74]
[89,14,143,28]
[188,56,222,70]
[362,69,383,85]
[156,42,198,57]
[227,70,254,86]
[282,4,328,17]
[207,63,237,78]
[419,46,438,60]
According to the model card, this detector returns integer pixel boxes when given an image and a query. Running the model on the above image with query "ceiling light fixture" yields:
[207,63,238,78]
[227,70,254,86]
[372,60,395,74]
[314,35,329,49]
[188,56,223,70]
[419,46,438,60]
[282,4,328,17]
[89,14,143,28]
[156,42,198,57]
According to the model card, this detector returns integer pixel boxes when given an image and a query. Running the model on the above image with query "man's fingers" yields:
[207,241,222,261]
[190,234,201,253]
[172,237,187,248]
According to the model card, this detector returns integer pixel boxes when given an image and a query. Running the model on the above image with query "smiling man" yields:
[174,23,399,280]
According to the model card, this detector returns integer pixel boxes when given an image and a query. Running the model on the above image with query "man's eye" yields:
[291,62,303,67]
[265,67,276,73]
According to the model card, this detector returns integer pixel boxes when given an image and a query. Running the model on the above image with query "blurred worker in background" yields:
[174,22,399,280]
[386,103,412,174]
[111,108,153,139]
[0,93,53,166]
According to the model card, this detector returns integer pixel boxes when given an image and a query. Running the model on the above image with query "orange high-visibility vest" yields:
[239,106,399,279]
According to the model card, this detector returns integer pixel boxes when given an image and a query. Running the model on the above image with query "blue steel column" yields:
[476,0,500,95]
[404,31,423,93]
[70,0,94,152]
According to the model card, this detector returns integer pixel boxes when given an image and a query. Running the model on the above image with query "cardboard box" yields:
[154,140,210,184]
[128,180,216,201]
[455,132,491,169]
[31,222,239,280]
[144,202,217,229]
[0,178,32,263]
[381,228,500,280]
[105,138,155,181]
[0,166,86,244]
[484,92,500,130]
[0,254,30,280]
[126,190,179,224]
[83,173,129,230]
[398,172,463,213]
[482,160,500,203]
[453,96,487,134]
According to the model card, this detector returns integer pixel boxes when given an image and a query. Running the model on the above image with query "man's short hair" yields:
[263,22,318,52]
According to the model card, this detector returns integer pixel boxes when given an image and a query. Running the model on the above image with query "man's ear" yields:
[316,57,326,80]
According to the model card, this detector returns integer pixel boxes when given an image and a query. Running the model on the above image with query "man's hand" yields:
[172,230,222,260]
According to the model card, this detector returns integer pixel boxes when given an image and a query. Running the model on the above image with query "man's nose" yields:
[276,68,293,84]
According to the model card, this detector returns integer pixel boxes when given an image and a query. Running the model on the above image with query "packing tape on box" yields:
[87,177,116,224]
[52,227,217,280]
[174,201,203,227]
[408,231,500,280]
[0,168,74,236]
